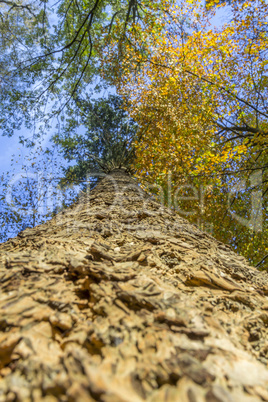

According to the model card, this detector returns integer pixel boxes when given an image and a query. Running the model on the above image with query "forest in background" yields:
[0,0,267,269]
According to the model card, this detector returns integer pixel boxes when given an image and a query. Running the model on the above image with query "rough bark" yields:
[0,168,268,401]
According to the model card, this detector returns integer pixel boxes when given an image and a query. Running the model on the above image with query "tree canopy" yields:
[0,0,267,269]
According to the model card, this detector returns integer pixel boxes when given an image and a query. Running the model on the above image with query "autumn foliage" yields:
[102,0,268,268]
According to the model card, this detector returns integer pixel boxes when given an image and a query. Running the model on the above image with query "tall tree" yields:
[1,167,268,400]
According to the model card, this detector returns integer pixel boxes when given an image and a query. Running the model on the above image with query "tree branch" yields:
[256,254,268,268]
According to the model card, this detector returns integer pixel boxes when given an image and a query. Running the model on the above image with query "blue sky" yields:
[0,135,18,173]
[0,127,53,176]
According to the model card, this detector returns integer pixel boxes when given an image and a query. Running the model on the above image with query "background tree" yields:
[0,146,80,242]
[53,94,138,188]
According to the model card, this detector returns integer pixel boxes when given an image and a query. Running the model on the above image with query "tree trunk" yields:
[1,168,268,401]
